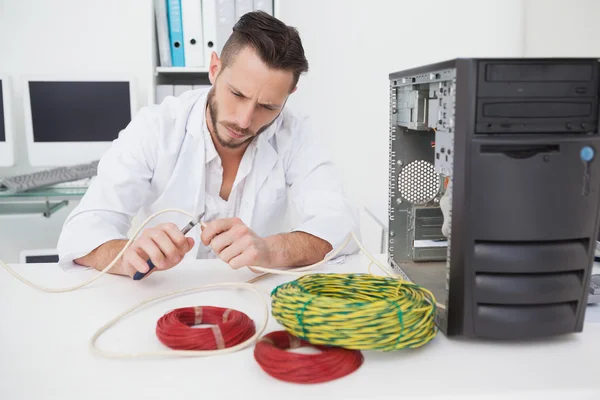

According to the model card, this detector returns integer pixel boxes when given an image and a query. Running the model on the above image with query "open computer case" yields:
[388,58,600,339]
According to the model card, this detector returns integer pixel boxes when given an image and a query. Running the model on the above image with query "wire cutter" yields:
[133,212,205,280]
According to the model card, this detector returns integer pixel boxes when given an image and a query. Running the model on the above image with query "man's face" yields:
[207,47,295,149]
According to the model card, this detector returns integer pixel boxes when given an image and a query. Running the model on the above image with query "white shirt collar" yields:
[202,113,219,165]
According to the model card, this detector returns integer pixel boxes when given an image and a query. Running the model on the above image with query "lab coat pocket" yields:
[255,187,287,211]
[250,164,288,234]
[252,192,288,236]
[256,168,287,205]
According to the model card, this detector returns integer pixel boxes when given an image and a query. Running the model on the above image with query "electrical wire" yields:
[253,330,364,384]
[156,305,256,351]
[270,273,438,351]
[0,206,355,290]
[0,208,198,293]
[0,207,440,359]
[88,282,268,358]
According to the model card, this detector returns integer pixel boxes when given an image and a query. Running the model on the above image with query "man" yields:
[57,11,359,278]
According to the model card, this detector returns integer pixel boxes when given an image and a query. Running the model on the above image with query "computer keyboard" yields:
[0,160,100,193]
[48,177,95,188]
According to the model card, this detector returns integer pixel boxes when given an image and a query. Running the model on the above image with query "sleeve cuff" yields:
[57,214,129,269]
[292,215,360,260]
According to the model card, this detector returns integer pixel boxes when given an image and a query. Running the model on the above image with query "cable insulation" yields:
[88,282,268,358]
[0,208,198,293]
[0,207,440,359]
[253,330,364,384]
[156,305,256,350]
[270,273,438,351]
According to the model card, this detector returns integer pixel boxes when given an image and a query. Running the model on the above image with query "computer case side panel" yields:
[446,58,478,336]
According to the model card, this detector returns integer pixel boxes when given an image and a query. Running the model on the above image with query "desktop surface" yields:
[0,254,599,400]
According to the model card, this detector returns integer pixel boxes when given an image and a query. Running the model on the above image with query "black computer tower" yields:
[388,58,600,339]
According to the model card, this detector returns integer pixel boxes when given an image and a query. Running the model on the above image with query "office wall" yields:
[0,0,525,262]
[4,0,583,262]
[278,0,525,251]
[524,0,600,57]
[0,0,154,175]
[0,0,154,262]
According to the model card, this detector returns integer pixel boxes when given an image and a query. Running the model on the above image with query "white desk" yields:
[1,254,599,400]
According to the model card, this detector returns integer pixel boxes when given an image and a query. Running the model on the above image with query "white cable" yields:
[246,233,353,276]
[89,282,268,358]
[0,208,196,293]
[0,208,382,289]
[0,207,423,358]
[247,231,394,277]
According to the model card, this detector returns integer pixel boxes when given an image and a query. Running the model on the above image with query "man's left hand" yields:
[200,217,275,270]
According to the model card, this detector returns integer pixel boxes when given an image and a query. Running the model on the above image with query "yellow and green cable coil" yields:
[270,273,438,351]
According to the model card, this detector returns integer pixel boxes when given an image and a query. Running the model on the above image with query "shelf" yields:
[156,67,209,74]
[0,200,70,217]
[0,187,88,200]
[0,187,88,218]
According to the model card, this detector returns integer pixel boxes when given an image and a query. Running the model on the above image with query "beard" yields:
[206,86,279,149]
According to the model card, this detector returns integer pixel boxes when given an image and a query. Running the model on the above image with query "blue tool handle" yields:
[132,259,156,281]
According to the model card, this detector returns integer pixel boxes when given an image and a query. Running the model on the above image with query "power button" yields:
[581,146,594,196]
[581,146,595,162]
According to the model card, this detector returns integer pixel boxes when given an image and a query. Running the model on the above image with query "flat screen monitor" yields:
[0,76,15,166]
[23,75,136,166]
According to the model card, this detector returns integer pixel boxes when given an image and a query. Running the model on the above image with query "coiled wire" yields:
[270,273,437,351]
[253,330,364,384]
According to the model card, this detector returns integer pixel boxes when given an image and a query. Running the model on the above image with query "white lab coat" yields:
[57,88,360,266]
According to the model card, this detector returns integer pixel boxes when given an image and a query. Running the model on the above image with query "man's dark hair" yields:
[220,11,309,89]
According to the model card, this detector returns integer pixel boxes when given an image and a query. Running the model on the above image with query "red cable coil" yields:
[254,330,364,384]
[156,306,256,350]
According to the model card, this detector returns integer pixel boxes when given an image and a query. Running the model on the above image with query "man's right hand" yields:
[120,223,195,277]
[74,223,195,278]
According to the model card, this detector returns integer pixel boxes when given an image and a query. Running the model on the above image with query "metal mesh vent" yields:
[398,160,440,204]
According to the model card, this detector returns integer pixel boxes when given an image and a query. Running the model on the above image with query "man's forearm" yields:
[265,232,332,268]
[73,239,129,276]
